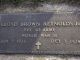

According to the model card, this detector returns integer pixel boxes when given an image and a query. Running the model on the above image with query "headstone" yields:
[0,12,80,55]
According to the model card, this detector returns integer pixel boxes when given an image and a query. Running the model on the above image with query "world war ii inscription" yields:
[0,12,80,54]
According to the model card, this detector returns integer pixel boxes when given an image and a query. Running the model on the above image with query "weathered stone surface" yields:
[0,13,80,55]
[0,55,79,60]
[0,4,80,59]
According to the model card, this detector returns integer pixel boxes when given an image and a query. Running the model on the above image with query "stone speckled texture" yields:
[0,55,80,60]
[0,4,80,60]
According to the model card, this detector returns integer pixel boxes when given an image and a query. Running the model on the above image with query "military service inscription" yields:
[0,12,80,54]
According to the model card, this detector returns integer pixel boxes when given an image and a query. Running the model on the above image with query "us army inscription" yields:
[0,12,80,54]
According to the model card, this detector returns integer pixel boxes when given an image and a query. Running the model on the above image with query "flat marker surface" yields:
[0,12,80,54]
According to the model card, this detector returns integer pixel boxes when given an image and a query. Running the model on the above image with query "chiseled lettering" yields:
[20,22,40,26]
[0,22,18,27]
[0,40,9,43]
[75,22,80,26]
[16,39,26,43]
[41,33,51,37]
[35,28,41,31]
[51,39,61,44]
[43,21,74,26]
[42,27,55,32]
[24,28,32,31]
[70,40,80,44]
[22,34,38,37]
